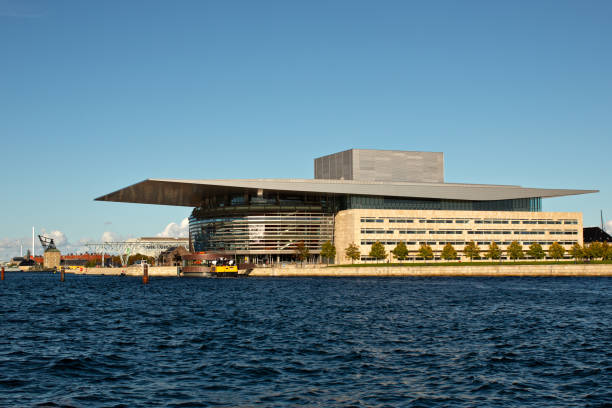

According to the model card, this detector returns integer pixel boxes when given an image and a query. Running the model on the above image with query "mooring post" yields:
[60,266,65,282]
[1,266,4,281]
[143,263,149,284]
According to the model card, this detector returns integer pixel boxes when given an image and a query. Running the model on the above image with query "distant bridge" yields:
[84,237,189,264]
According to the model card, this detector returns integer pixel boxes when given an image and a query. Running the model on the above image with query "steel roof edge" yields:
[147,178,597,196]
[148,177,524,188]
[95,178,598,206]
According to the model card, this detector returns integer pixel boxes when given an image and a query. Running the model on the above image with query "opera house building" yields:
[96,149,597,263]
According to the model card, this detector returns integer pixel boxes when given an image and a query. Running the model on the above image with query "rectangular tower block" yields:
[314,149,444,183]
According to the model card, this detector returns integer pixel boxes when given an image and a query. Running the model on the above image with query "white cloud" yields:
[38,228,72,250]
[0,237,28,260]
[101,231,121,242]
[606,220,612,234]
[157,218,189,238]
[46,230,67,247]
[38,229,89,255]
[0,229,88,260]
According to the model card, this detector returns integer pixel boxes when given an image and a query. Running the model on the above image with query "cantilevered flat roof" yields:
[95,178,598,207]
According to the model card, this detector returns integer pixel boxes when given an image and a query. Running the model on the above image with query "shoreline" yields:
[47,264,612,277]
[249,264,612,277]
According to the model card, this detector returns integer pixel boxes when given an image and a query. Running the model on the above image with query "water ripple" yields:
[0,274,610,406]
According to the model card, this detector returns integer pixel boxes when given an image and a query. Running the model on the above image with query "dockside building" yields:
[96,149,597,263]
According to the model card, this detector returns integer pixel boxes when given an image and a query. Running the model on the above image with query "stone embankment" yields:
[250,264,612,277]
[67,264,612,277]
[70,266,179,277]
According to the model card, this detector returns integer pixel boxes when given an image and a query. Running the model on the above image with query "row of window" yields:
[473,241,577,246]
[469,230,578,235]
[349,197,541,211]
[361,229,579,235]
[360,240,578,246]
[361,218,579,225]
[189,212,335,252]
[362,229,396,234]
[360,255,575,261]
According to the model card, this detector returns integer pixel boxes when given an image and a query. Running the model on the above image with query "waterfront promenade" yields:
[250,264,612,277]
[68,264,612,277]
[70,266,180,277]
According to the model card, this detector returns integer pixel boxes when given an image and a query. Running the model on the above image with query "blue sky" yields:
[1,0,610,259]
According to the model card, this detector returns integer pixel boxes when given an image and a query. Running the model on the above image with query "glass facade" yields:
[343,196,541,212]
[189,212,334,255]
[189,191,336,258]
[188,189,543,257]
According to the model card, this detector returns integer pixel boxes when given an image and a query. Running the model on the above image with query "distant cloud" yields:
[101,231,121,242]
[0,236,29,260]
[157,218,189,238]
[40,229,89,254]
[606,220,612,234]
[46,230,67,247]
[0,229,89,260]
[39,228,66,246]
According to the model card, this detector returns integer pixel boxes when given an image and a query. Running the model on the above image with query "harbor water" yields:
[1,273,610,407]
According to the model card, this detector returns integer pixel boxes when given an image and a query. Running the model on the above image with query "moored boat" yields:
[180,252,254,277]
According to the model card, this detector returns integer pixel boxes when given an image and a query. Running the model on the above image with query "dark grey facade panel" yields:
[314,149,353,180]
[314,149,444,183]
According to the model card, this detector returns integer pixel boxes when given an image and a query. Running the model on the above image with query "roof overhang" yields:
[94,178,598,207]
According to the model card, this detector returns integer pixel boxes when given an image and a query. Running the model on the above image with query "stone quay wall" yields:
[70,266,180,277]
[250,264,612,277]
[65,264,612,277]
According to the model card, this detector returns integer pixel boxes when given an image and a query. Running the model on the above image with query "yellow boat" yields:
[210,264,239,277]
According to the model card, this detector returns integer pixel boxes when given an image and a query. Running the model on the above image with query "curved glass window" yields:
[190,212,334,254]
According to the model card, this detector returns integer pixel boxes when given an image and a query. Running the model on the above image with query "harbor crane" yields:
[38,235,57,251]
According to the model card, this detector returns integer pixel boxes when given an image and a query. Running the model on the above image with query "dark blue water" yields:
[1,273,611,407]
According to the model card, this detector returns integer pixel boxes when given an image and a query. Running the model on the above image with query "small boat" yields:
[180,256,254,278]
[210,263,239,278]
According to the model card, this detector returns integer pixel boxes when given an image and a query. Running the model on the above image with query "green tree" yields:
[418,244,434,261]
[369,241,387,262]
[527,243,545,260]
[585,242,604,260]
[108,255,122,267]
[548,242,565,261]
[485,242,502,260]
[294,241,310,265]
[463,240,480,261]
[345,243,361,264]
[440,243,457,261]
[128,253,155,265]
[391,241,409,261]
[507,241,524,261]
[320,240,336,265]
[569,243,584,262]
[602,242,612,260]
